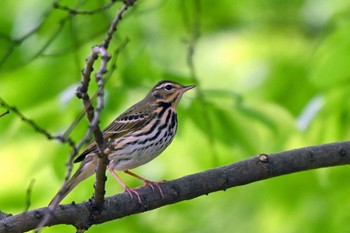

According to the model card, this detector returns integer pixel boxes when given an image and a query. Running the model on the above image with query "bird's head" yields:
[148,80,195,108]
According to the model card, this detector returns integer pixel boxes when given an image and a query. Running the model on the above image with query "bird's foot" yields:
[124,187,142,204]
[142,180,165,199]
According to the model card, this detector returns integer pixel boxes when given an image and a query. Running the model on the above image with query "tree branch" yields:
[1,141,350,232]
[0,110,9,118]
[0,211,11,221]
[53,1,117,15]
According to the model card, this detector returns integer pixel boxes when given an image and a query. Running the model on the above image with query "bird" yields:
[49,80,195,206]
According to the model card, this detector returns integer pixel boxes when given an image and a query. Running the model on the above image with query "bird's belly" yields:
[108,132,175,171]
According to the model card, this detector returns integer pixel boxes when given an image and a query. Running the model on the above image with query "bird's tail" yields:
[49,160,95,207]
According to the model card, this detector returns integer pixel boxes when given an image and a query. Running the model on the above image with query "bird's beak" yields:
[182,84,196,92]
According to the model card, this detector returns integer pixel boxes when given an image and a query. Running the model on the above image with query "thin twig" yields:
[22,17,71,69]
[89,46,110,206]
[0,4,54,68]
[0,110,9,118]
[62,38,129,143]
[101,0,135,49]
[53,1,118,15]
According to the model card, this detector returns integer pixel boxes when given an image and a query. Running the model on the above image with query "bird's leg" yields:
[124,170,164,199]
[108,167,142,204]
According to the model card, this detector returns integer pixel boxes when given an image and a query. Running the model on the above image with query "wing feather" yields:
[74,105,154,163]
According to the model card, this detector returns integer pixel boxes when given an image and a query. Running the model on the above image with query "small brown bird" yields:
[49,80,195,206]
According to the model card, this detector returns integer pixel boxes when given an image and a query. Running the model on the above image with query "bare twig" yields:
[108,37,130,74]
[62,38,129,143]
[0,0,113,70]
[89,46,110,206]
[0,110,9,118]
[0,6,52,68]
[53,1,118,15]
[75,48,101,150]
[26,18,67,65]
[101,0,135,49]
[1,141,350,232]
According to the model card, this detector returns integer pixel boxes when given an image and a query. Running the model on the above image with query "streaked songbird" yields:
[49,80,195,206]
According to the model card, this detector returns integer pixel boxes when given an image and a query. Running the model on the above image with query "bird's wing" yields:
[74,105,154,163]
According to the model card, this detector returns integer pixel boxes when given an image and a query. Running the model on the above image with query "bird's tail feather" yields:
[49,161,95,207]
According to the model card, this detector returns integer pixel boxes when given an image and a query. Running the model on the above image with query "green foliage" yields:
[1,0,350,232]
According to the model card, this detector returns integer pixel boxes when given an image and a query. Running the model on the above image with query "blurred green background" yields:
[1,0,350,232]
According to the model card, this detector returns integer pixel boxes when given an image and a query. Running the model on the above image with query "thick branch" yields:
[1,141,350,232]
[0,211,11,221]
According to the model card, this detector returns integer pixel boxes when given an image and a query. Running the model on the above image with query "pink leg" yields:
[108,167,142,204]
[124,170,165,199]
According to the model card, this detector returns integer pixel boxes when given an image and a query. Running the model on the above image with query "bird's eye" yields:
[164,84,173,91]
